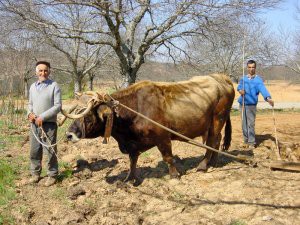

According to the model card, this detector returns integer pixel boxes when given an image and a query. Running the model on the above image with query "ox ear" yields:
[97,105,113,121]
[97,105,114,144]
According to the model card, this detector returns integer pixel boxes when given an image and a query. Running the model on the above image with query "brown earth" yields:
[4,112,300,225]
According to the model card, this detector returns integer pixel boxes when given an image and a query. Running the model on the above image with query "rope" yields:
[241,35,246,122]
[30,120,71,148]
[106,94,256,165]
[30,123,59,158]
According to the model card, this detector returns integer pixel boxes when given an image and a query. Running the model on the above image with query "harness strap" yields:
[103,112,113,144]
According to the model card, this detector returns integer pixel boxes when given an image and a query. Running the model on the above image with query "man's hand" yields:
[28,113,36,123]
[239,90,245,96]
[35,116,43,127]
[267,99,274,107]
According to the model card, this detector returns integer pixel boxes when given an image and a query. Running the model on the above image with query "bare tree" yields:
[0,2,113,93]
[0,14,38,97]
[283,1,300,75]
[0,0,280,87]
[187,17,282,81]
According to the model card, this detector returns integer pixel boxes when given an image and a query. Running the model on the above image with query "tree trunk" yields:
[74,78,82,93]
[88,76,94,91]
[24,80,29,98]
[120,68,137,89]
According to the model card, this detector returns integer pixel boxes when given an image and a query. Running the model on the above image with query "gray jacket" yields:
[28,79,62,123]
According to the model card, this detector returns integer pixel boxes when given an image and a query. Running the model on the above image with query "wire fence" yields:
[0,96,27,129]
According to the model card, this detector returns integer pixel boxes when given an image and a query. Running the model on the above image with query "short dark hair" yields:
[36,61,51,68]
[247,60,256,67]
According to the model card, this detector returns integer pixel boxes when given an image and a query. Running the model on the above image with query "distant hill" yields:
[261,65,299,82]
[97,62,300,83]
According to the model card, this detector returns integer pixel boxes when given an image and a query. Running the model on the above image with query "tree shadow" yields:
[138,188,300,210]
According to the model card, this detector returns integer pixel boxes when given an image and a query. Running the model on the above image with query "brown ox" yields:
[64,74,235,183]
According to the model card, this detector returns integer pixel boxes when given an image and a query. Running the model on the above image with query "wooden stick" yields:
[272,107,281,160]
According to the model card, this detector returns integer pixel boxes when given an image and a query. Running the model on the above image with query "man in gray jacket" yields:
[27,61,62,186]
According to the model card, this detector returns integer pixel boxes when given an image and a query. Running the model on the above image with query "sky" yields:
[261,0,299,34]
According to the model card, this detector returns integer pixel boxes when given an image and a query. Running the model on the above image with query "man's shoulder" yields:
[254,75,264,82]
[29,81,37,90]
[47,80,60,88]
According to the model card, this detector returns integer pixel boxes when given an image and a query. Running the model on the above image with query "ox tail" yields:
[222,115,232,151]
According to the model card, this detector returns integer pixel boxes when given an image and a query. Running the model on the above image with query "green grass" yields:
[0,213,14,225]
[50,187,67,200]
[140,151,151,158]
[0,135,23,151]
[107,87,117,94]
[229,220,247,225]
[61,81,75,100]
[0,117,25,151]
[62,93,73,101]
[0,159,17,206]
[57,161,73,182]
[0,118,25,224]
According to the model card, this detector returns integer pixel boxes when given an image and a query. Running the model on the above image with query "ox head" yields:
[62,91,115,144]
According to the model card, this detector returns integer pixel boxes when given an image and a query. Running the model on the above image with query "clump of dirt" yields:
[4,113,300,225]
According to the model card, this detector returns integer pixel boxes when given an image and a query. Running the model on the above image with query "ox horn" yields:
[85,91,106,102]
[75,92,82,97]
[61,101,94,119]
[57,104,77,126]
[85,91,99,97]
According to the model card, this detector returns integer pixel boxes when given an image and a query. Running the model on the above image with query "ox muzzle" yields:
[66,132,80,143]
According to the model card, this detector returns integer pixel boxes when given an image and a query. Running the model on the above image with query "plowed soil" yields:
[6,112,300,225]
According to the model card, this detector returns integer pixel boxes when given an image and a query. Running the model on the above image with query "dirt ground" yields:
[5,112,300,225]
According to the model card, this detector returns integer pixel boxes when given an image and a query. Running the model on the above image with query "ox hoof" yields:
[124,174,134,182]
[197,163,208,172]
[124,173,142,186]
[169,169,181,179]
[170,173,180,179]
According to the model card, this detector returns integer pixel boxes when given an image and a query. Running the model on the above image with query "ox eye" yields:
[66,134,72,140]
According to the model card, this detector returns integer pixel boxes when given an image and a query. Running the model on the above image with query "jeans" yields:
[239,105,257,145]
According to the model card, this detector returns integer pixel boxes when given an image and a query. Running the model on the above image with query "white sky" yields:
[261,0,299,34]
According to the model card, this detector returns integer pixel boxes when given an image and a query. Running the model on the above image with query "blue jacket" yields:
[237,75,271,105]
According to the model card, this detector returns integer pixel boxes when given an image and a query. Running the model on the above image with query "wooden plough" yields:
[261,161,300,172]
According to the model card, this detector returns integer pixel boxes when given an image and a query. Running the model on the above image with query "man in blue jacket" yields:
[237,60,274,149]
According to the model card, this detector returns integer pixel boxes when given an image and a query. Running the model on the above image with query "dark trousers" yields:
[30,122,58,177]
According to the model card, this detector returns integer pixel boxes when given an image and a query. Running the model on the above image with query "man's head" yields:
[247,60,256,76]
[36,61,51,82]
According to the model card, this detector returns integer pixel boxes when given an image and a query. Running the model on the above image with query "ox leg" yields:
[157,141,180,178]
[197,117,223,171]
[124,153,140,184]
[208,133,222,167]
[197,135,215,171]
[198,111,229,171]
